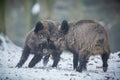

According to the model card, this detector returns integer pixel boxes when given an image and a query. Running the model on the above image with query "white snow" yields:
[0,34,120,80]
[31,3,40,15]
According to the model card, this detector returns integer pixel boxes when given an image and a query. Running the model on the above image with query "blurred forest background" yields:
[0,0,120,52]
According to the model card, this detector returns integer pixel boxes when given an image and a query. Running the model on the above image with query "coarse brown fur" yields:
[40,20,62,67]
[50,20,111,72]
[66,20,110,55]
[16,20,61,68]
[16,21,49,68]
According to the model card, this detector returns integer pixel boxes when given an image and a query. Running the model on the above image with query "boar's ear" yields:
[59,20,69,34]
[34,21,44,33]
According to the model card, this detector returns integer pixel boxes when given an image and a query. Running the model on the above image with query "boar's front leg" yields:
[51,50,62,67]
[28,54,43,68]
[16,45,30,68]
[76,51,89,72]
[73,53,79,70]
[101,53,109,72]
[69,49,79,70]
[43,54,50,66]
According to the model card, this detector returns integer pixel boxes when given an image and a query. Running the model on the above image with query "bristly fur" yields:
[52,20,111,72]
[16,20,61,68]
[16,21,49,68]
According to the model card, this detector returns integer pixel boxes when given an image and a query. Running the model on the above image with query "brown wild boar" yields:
[16,20,61,68]
[50,20,110,72]
[41,20,62,67]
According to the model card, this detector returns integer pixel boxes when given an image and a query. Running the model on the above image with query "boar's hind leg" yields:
[43,54,50,66]
[16,46,30,68]
[76,52,89,72]
[101,53,109,72]
[52,51,62,67]
[28,54,43,68]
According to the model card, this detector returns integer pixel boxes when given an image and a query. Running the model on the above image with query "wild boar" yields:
[50,20,110,72]
[16,21,49,68]
[16,20,61,68]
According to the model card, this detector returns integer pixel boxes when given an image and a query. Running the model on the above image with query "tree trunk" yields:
[0,0,6,34]
[24,0,33,32]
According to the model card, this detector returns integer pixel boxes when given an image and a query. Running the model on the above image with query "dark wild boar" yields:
[16,21,49,68]
[16,20,62,68]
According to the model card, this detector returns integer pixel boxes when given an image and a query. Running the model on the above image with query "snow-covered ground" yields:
[0,34,120,80]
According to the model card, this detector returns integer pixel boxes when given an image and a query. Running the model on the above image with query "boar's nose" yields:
[96,38,104,46]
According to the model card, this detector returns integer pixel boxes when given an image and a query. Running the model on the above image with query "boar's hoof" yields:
[103,67,107,72]
[52,65,57,68]
[76,67,82,72]
[28,64,35,68]
[16,64,22,68]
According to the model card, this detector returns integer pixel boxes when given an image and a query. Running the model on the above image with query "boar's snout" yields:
[96,38,104,46]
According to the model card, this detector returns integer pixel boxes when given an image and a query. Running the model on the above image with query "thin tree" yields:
[0,0,6,34]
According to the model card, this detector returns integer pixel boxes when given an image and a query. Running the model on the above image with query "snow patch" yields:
[0,34,120,80]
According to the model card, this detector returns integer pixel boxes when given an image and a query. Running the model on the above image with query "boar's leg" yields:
[16,45,30,68]
[43,54,50,66]
[83,57,89,71]
[76,52,88,72]
[73,53,78,70]
[101,53,109,72]
[28,54,43,68]
[51,50,62,67]
[69,49,78,70]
